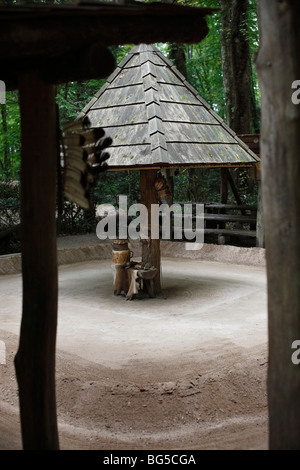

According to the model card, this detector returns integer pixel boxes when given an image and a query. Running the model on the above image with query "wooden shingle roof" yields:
[79,44,260,170]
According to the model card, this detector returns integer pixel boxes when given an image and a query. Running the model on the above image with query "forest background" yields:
[0,0,260,254]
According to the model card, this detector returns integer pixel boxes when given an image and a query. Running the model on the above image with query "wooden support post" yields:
[14,71,59,449]
[140,169,161,296]
[256,0,300,450]
[227,168,243,207]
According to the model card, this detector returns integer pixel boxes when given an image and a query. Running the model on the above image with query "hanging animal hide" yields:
[60,116,112,209]
[154,171,172,203]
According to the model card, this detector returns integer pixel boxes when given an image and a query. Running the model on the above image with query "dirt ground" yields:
[0,237,268,450]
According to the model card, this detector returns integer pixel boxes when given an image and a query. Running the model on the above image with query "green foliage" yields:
[0,91,21,181]
[93,170,140,206]
[0,180,21,254]
[174,168,221,203]
[56,79,107,125]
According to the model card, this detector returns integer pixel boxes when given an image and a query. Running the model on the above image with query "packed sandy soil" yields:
[0,237,269,450]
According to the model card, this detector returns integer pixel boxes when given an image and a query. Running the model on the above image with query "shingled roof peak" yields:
[78,43,259,170]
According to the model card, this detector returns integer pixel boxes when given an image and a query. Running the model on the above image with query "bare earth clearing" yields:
[0,237,268,450]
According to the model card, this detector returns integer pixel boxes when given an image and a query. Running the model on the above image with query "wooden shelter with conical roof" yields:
[78,43,261,296]
[78,43,260,170]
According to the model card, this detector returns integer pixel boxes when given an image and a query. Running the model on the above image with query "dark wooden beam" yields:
[0,3,214,89]
[3,42,116,91]
[14,71,59,450]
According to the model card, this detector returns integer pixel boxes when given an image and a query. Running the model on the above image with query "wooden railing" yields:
[161,202,258,245]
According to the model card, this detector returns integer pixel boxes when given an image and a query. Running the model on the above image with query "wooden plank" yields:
[91,84,145,109]
[14,71,59,449]
[104,124,150,146]
[204,228,257,237]
[160,102,216,124]
[157,66,183,86]
[163,228,257,240]
[86,105,148,127]
[166,143,259,165]
[159,83,200,105]
[108,66,142,88]
[204,203,257,211]
[164,122,236,144]
[105,162,256,171]
[102,144,152,167]
[204,213,257,224]
[169,212,256,224]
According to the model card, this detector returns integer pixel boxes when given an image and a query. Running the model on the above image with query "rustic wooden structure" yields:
[238,133,264,248]
[79,43,260,294]
[79,44,259,169]
[256,0,300,450]
[0,1,216,450]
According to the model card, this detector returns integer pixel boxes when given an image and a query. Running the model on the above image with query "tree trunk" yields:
[220,0,259,225]
[256,0,300,450]
[220,0,253,134]
[14,71,59,450]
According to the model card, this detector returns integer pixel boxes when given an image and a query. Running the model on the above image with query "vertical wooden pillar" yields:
[256,0,300,449]
[140,169,161,295]
[14,71,59,449]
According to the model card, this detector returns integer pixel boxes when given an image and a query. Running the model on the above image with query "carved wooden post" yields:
[14,71,59,449]
[140,169,161,296]
[256,0,300,450]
